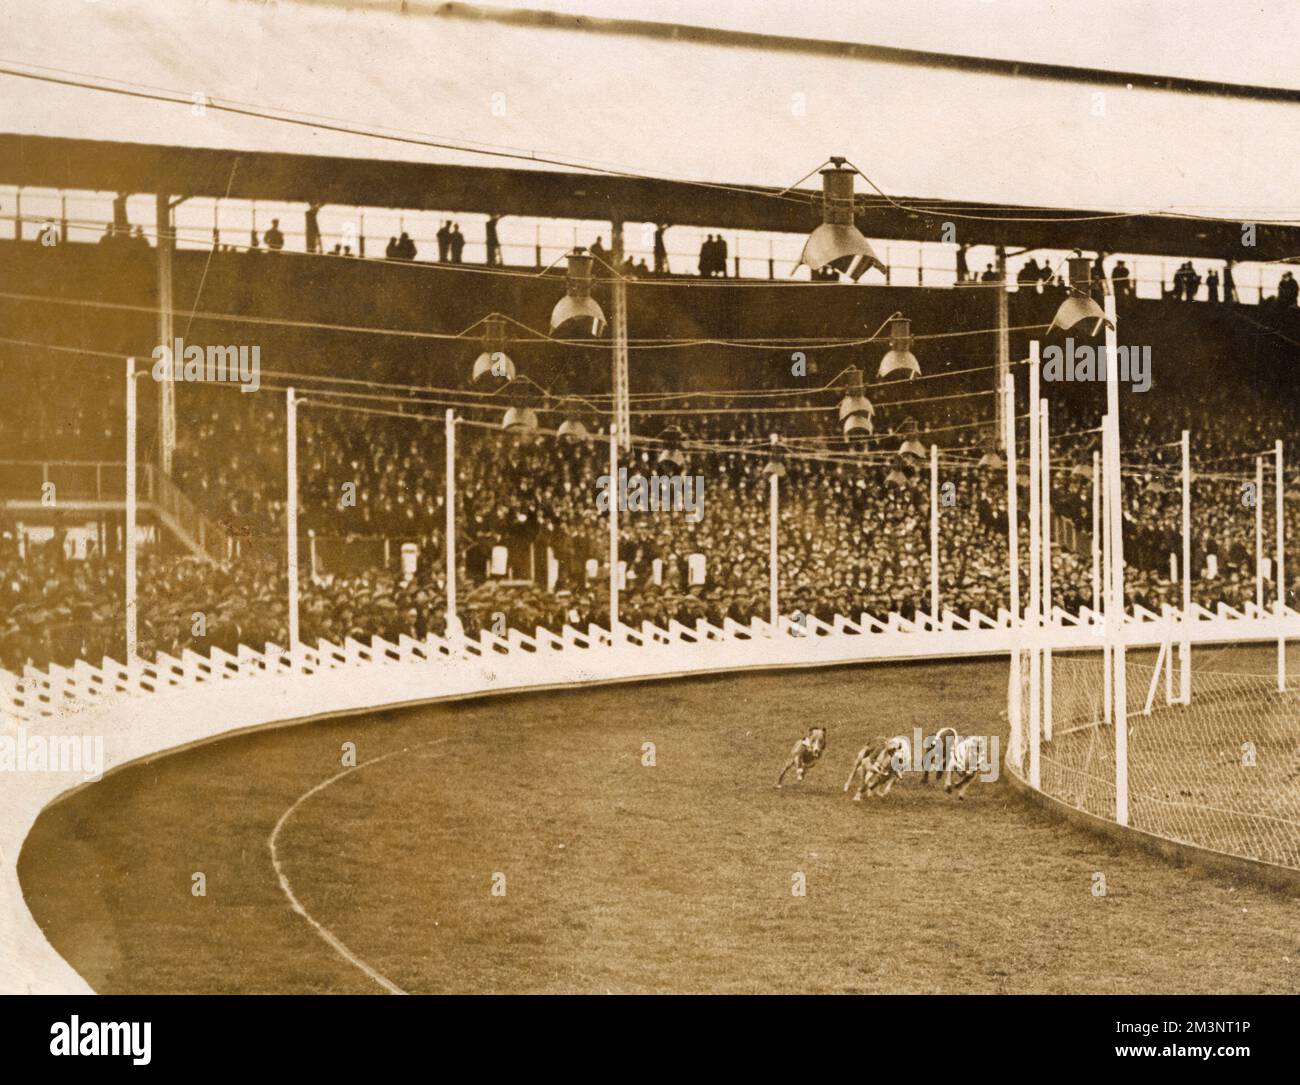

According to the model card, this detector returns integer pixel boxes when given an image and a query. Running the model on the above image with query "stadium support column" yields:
[1180,430,1191,703]
[286,388,299,663]
[610,221,631,451]
[1276,440,1286,691]
[445,410,458,643]
[125,358,138,663]
[929,443,940,627]
[609,423,620,638]
[1004,372,1022,769]
[156,194,176,476]
[995,249,1010,450]
[1040,399,1052,741]
[1027,344,1041,789]
[1102,418,1112,725]
[1103,291,1129,827]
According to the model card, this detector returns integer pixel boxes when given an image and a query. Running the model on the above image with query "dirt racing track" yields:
[11,656,1300,994]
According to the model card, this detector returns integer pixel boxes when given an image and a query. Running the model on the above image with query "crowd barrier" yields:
[3,603,1296,993]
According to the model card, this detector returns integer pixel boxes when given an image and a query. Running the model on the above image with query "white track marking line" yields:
[268,737,451,995]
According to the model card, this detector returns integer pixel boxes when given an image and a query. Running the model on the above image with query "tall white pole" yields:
[1103,291,1128,827]
[929,443,940,627]
[286,388,299,660]
[1091,450,1101,618]
[1180,429,1191,703]
[445,409,457,640]
[125,358,138,663]
[1004,372,1023,768]
[609,423,620,637]
[1101,420,1112,724]
[1027,343,1041,789]
[1040,399,1052,741]
[1255,455,1264,612]
[1276,439,1286,691]
[769,442,779,628]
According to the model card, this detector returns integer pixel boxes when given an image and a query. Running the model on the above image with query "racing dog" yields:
[776,727,827,787]
[921,726,959,785]
[942,732,987,799]
[843,734,913,800]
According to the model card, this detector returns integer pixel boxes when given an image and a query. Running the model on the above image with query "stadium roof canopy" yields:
[2,0,1299,260]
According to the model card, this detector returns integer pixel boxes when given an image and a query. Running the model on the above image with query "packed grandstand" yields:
[2,226,1297,671]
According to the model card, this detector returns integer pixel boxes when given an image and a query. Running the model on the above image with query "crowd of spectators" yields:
[4,372,1296,672]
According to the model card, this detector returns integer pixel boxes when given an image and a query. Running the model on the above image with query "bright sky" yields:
[468,0,1300,89]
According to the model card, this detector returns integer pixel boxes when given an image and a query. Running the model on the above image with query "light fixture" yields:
[797,160,886,282]
[978,450,1004,469]
[471,315,516,383]
[501,405,539,432]
[1070,462,1093,479]
[550,249,607,336]
[556,418,590,441]
[896,418,925,459]
[1049,256,1113,337]
[837,365,875,440]
[878,315,921,380]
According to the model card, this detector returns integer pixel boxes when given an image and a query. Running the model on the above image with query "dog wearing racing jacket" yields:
[776,727,827,787]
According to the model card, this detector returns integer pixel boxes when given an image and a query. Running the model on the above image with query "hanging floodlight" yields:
[1070,462,1093,479]
[501,405,539,432]
[837,365,875,442]
[978,450,1004,469]
[1048,256,1113,337]
[896,418,925,459]
[843,414,874,442]
[550,249,607,336]
[471,315,516,383]
[797,160,886,282]
[556,418,590,441]
[878,315,921,380]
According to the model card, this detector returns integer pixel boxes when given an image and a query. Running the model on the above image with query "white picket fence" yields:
[3,603,1296,993]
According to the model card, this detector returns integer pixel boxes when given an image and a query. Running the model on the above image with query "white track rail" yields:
[3,605,1295,993]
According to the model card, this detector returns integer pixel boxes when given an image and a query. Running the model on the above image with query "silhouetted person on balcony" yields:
[112,193,130,235]
[1185,263,1202,301]
[436,222,451,262]
[717,235,729,277]
[654,224,669,274]
[1111,260,1131,297]
[1206,268,1220,303]
[590,237,607,269]
[980,263,997,282]
[265,219,284,251]
[698,235,712,277]
[1223,261,1238,303]
[397,232,417,260]
[955,243,970,283]
[305,204,323,254]
[385,236,399,259]
[1016,258,1039,292]
[449,224,464,263]
[1280,272,1299,308]
[485,215,502,266]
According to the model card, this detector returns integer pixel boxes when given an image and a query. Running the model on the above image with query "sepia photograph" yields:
[0,0,1296,1063]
